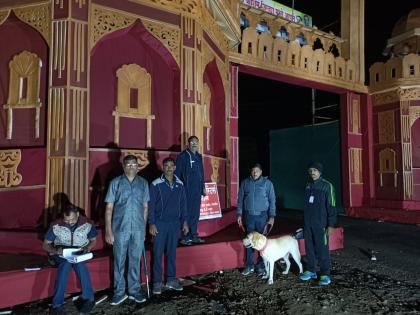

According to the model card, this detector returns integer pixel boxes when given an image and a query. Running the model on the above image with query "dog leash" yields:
[263,223,273,236]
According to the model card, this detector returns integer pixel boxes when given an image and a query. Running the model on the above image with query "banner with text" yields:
[242,0,312,27]
[199,182,222,220]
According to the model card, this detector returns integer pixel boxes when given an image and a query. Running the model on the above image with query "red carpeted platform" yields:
[347,207,420,224]
[0,215,344,309]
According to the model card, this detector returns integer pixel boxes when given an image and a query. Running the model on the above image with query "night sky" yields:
[238,1,420,178]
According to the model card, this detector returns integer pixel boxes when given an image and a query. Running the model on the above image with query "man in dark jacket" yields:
[237,163,276,276]
[149,157,189,294]
[175,135,206,245]
[298,162,337,286]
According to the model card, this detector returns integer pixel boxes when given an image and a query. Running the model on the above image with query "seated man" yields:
[43,204,97,315]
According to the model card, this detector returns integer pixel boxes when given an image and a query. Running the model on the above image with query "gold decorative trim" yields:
[0,150,23,188]
[372,90,399,106]
[4,50,42,140]
[91,5,136,49]
[0,10,10,25]
[349,148,362,184]
[201,5,229,54]
[91,5,180,65]
[410,106,420,127]
[130,0,200,14]
[14,3,50,46]
[49,87,65,152]
[75,0,86,9]
[351,99,361,134]
[399,88,420,101]
[122,150,150,171]
[378,110,395,144]
[378,148,398,188]
[210,157,220,183]
[143,20,180,64]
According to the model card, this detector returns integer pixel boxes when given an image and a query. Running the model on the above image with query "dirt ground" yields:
[10,211,420,314]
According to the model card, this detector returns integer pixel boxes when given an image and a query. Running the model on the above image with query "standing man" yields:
[175,135,206,245]
[43,204,97,315]
[237,163,276,276]
[105,154,149,305]
[298,162,337,286]
[148,157,189,294]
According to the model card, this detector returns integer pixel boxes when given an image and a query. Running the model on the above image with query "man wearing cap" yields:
[237,163,276,276]
[298,162,337,286]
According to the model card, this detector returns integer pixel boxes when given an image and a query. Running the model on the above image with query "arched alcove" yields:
[203,59,226,158]
[90,20,180,149]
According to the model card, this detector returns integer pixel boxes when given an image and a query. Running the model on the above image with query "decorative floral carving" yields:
[132,0,200,14]
[91,5,180,64]
[378,111,395,144]
[211,157,220,183]
[0,150,23,188]
[14,4,50,46]
[0,10,10,25]
[372,90,399,106]
[410,107,420,127]
[398,88,420,101]
[143,21,180,64]
[91,5,136,48]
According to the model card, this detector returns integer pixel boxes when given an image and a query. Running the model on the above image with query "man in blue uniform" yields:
[298,162,337,286]
[237,163,276,276]
[175,136,206,245]
[43,204,97,315]
[149,157,189,294]
[105,154,149,305]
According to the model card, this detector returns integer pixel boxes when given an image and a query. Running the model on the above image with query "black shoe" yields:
[180,239,192,246]
[191,237,205,244]
[80,299,95,314]
[50,305,66,315]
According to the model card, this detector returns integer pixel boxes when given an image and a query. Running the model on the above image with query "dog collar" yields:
[259,239,268,256]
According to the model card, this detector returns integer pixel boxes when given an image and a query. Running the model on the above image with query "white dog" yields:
[242,231,303,285]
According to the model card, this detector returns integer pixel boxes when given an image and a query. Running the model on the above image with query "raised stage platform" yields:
[0,211,344,309]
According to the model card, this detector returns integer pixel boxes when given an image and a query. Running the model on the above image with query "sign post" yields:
[199,182,222,220]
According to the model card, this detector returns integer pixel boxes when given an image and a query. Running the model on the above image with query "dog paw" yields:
[261,274,269,280]
[282,271,289,275]
[267,280,273,285]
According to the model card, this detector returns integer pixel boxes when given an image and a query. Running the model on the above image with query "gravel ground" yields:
[10,213,420,315]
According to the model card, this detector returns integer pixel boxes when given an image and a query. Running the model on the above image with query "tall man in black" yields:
[299,162,337,286]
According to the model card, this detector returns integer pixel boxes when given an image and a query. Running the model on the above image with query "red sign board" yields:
[199,182,222,220]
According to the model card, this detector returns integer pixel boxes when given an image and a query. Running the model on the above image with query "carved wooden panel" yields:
[91,5,180,64]
[0,10,9,25]
[378,110,395,144]
[116,64,151,116]
[14,3,51,46]
[0,150,22,188]
[53,20,68,79]
[113,64,155,147]
[349,148,362,184]
[91,5,135,48]
[210,157,220,183]
[378,148,397,187]
[349,98,361,134]
[4,51,42,139]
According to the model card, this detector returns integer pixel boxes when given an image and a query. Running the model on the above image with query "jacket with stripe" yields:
[148,174,188,224]
[303,177,337,228]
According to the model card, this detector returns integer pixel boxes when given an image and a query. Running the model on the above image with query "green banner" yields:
[242,0,312,27]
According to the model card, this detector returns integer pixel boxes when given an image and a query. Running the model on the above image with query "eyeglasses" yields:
[189,141,199,145]
[125,163,138,168]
